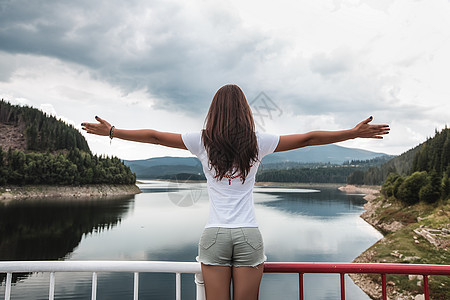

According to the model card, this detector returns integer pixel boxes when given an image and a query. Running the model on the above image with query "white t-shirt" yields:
[182,131,280,228]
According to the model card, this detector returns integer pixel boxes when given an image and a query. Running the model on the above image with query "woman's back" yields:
[182,130,279,228]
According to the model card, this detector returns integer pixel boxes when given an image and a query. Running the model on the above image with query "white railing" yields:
[0,261,205,300]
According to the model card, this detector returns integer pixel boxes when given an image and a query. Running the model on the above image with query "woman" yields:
[82,84,389,300]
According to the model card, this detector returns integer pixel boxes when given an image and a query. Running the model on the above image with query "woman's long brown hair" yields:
[202,84,258,184]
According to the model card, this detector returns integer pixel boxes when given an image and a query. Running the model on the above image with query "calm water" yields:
[0,181,382,299]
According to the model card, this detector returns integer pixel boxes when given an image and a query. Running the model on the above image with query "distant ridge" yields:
[261,144,387,164]
[124,157,203,179]
[123,144,389,179]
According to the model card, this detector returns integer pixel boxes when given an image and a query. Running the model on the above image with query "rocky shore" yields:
[339,185,389,299]
[340,185,449,300]
[0,184,141,203]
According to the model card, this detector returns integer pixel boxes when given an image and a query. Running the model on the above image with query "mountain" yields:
[261,144,387,164]
[123,144,389,179]
[123,157,203,179]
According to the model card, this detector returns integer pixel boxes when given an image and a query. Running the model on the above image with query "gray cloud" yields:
[0,0,425,128]
[309,48,355,77]
[0,0,283,115]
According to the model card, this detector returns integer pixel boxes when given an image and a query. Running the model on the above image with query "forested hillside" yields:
[256,165,361,183]
[256,156,393,184]
[347,146,421,185]
[0,100,89,152]
[380,127,450,204]
[348,128,449,186]
[0,100,135,185]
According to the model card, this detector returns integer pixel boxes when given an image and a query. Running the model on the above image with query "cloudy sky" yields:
[1,0,449,160]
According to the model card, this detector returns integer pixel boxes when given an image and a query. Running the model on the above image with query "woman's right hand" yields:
[81,116,112,136]
[81,117,187,149]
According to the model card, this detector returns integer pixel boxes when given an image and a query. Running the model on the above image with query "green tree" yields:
[419,171,441,203]
[441,132,450,174]
[25,121,39,150]
[0,147,6,185]
[397,171,428,205]
[347,170,365,185]
[363,167,383,185]
[381,172,400,198]
[442,167,450,200]
[392,176,404,199]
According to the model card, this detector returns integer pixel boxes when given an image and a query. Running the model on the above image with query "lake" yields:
[0,181,382,299]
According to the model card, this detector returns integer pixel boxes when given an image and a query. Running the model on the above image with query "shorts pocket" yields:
[199,227,220,249]
[241,227,263,250]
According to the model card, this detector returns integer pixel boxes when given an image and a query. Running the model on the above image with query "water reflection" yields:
[0,196,133,284]
[257,187,366,218]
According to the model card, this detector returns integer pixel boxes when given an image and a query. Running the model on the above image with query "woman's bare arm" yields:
[81,116,187,150]
[274,116,390,152]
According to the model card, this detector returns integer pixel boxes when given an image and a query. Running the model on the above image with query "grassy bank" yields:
[348,186,449,299]
[0,184,141,202]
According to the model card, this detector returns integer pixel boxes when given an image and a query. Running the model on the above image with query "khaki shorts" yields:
[198,227,266,267]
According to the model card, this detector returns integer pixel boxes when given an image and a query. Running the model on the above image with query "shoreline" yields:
[0,184,141,203]
[340,185,449,299]
[338,185,385,299]
[337,184,381,196]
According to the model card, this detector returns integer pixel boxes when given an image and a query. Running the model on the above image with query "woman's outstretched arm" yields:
[81,116,187,150]
[274,116,390,153]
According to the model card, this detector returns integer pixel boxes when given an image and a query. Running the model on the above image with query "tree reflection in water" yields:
[0,196,134,283]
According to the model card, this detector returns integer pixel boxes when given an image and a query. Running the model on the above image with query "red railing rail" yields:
[263,262,450,300]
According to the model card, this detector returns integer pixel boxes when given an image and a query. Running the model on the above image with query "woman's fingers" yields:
[362,116,373,124]
[81,116,110,136]
[369,124,390,138]
[95,116,106,125]
[376,125,390,135]
[81,122,97,131]
[95,116,112,128]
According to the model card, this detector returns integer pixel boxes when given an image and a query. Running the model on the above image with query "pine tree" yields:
[0,147,6,185]
[441,132,450,174]
[419,171,441,203]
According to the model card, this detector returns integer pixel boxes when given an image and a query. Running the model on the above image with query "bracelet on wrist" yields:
[109,126,115,144]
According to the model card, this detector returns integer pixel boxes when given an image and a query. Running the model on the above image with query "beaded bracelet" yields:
[109,126,115,144]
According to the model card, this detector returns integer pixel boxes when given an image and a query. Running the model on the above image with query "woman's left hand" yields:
[353,116,390,139]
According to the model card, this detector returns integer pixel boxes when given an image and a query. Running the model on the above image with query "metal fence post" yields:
[195,272,205,300]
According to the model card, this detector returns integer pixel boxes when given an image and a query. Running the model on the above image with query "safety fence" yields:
[1,261,450,300]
